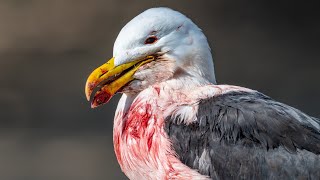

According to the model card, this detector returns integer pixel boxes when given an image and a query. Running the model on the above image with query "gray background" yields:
[0,0,319,179]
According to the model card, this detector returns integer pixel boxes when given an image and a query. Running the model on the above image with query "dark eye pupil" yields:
[145,37,157,44]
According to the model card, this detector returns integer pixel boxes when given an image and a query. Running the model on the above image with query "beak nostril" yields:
[85,56,155,108]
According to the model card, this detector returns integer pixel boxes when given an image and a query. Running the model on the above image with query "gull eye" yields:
[144,36,158,44]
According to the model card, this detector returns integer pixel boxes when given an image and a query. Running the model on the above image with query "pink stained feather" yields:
[112,84,252,179]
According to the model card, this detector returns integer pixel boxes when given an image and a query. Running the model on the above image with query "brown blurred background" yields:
[0,0,319,179]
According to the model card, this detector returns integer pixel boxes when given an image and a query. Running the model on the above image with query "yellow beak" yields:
[85,56,154,108]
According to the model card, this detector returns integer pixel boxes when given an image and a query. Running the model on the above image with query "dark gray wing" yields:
[165,91,320,180]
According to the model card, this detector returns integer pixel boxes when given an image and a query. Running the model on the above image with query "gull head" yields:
[85,7,216,108]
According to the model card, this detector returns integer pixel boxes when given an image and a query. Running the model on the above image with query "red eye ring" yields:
[144,36,158,44]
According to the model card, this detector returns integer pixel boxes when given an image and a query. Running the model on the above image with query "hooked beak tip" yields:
[85,81,96,101]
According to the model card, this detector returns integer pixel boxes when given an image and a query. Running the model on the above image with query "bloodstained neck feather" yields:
[112,84,252,179]
[113,92,207,179]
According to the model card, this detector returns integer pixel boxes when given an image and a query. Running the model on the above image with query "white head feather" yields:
[113,7,216,93]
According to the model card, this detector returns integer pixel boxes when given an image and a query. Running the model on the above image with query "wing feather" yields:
[165,91,320,179]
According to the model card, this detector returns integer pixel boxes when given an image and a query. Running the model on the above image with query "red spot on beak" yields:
[91,91,112,108]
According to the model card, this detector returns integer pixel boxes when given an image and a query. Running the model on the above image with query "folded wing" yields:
[165,91,320,179]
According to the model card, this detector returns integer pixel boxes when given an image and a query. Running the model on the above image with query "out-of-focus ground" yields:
[0,0,319,179]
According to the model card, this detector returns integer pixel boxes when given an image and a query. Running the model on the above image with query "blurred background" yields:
[0,0,319,179]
